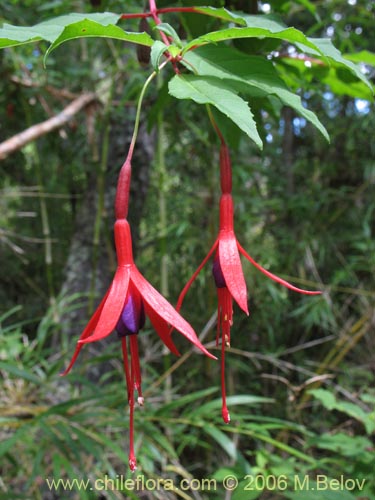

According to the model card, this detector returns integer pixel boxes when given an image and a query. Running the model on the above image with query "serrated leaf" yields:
[150,40,169,71]
[183,46,329,141]
[169,74,263,148]
[45,19,153,63]
[0,12,118,47]
[183,8,371,92]
[183,16,325,56]
[0,12,153,53]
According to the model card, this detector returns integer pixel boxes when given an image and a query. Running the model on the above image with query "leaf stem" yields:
[120,7,202,20]
[116,59,169,218]
[126,70,157,162]
[126,59,171,160]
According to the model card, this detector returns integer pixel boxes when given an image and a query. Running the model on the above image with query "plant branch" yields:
[120,7,204,20]
[0,92,97,161]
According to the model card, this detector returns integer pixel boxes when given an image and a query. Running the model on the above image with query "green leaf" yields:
[309,432,373,458]
[0,13,153,54]
[0,426,30,458]
[193,7,249,25]
[191,394,273,418]
[183,15,325,56]
[155,23,182,47]
[183,46,329,141]
[169,74,263,148]
[309,388,375,434]
[283,486,357,500]
[344,50,375,67]
[45,20,154,63]
[150,40,169,71]
[308,388,336,409]
[232,486,262,500]
[302,38,373,92]
[154,387,217,415]
[276,58,373,100]
[183,8,371,93]
[203,424,239,460]
[0,361,42,384]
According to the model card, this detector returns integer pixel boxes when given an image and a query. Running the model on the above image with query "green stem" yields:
[127,73,155,162]
[126,59,170,163]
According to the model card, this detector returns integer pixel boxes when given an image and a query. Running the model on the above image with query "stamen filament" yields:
[121,337,131,403]
[130,334,144,406]
[128,353,137,471]
[221,335,230,424]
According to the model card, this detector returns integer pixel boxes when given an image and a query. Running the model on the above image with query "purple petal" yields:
[212,256,226,288]
[116,293,145,337]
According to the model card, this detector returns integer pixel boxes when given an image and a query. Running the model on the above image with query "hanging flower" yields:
[62,218,215,470]
[176,143,321,423]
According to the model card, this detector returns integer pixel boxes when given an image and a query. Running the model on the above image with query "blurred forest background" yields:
[0,0,374,499]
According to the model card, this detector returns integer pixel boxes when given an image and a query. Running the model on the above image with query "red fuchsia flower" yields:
[62,159,214,471]
[176,143,321,424]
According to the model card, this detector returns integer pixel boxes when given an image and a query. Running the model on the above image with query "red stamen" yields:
[216,297,220,347]
[128,339,137,471]
[221,335,230,424]
[130,335,144,406]
[217,286,232,423]
[121,338,131,403]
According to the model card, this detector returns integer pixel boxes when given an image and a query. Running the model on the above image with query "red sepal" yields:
[218,231,249,314]
[80,266,130,344]
[237,242,322,295]
[131,266,216,359]
[60,288,110,376]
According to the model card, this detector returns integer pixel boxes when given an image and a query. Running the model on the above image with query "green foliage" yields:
[0,12,153,52]
[1,0,374,498]
[169,74,263,147]
[2,305,374,499]
[183,45,329,141]
[0,2,371,142]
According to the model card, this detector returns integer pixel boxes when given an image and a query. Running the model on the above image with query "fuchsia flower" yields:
[62,160,214,471]
[176,143,321,423]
